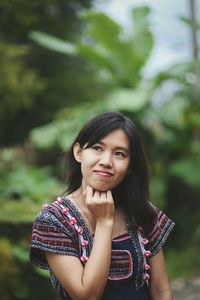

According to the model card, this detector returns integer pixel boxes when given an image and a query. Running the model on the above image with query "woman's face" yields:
[74,129,131,192]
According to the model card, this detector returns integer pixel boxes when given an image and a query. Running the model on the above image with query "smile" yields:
[93,170,113,177]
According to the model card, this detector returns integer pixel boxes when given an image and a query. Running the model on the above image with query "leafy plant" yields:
[30,6,154,88]
[0,162,61,202]
[0,238,19,300]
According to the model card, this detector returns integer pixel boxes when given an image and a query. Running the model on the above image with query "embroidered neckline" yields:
[52,196,94,262]
[126,215,144,289]
[62,196,94,245]
[62,196,94,241]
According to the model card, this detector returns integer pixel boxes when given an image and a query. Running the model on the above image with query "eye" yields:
[115,151,126,157]
[92,145,102,152]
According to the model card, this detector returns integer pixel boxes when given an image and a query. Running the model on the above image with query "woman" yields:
[30,111,175,300]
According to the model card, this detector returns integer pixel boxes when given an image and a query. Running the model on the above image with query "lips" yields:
[93,170,113,177]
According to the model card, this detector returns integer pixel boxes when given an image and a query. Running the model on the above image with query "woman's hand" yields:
[85,186,114,224]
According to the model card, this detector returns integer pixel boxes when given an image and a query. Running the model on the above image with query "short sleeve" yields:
[146,207,175,257]
[29,206,79,269]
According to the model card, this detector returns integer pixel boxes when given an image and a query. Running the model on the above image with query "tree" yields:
[0,0,98,145]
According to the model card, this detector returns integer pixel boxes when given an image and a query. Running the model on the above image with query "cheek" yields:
[80,155,95,173]
[114,169,129,186]
[118,161,130,176]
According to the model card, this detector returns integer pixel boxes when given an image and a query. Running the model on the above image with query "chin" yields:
[91,184,115,192]
[92,186,108,192]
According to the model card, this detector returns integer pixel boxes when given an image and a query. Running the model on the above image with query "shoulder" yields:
[150,205,174,235]
[146,205,175,256]
[33,196,77,235]
[30,196,80,270]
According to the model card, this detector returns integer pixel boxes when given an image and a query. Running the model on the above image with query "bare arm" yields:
[149,249,173,300]
[46,187,114,300]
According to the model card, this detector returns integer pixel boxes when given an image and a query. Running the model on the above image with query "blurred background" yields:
[0,0,200,299]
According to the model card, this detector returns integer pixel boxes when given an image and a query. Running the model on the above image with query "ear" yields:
[73,142,82,163]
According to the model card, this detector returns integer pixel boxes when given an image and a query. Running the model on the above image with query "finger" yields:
[106,190,114,202]
[99,191,107,201]
[93,190,101,202]
[106,190,112,198]
[85,186,93,202]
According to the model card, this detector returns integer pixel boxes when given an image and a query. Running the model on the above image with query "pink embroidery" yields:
[76,226,83,234]
[143,273,150,280]
[144,263,150,270]
[137,228,151,283]
[69,216,77,225]
[108,250,133,280]
[57,198,89,265]
[80,255,89,262]
[144,250,151,257]
[81,240,89,246]
[56,197,63,204]
[62,208,69,214]
[142,238,149,245]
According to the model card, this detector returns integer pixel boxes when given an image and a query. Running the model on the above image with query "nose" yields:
[99,152,113,168]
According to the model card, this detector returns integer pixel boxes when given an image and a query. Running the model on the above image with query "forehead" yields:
[100,129,130,150]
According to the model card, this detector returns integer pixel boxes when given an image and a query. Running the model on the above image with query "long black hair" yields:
[65,111,155,234]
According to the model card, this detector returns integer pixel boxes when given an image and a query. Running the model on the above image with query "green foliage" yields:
[28,5,155,153]
[0,42,45,143]
[29,104,108,150]
[0,238,19,300]
[130,6,153,66]
[167,247,200,278]
[30,115,87,151]
[180,16,200,30]
[169,157,200,188]
[0,0,98,145]
[13,240,29,263]
[0,0,93,40]
[0,147,62,223]
[0,42,44,112]
[30,31,78,55]
[0,162,60,203]
[0,200,44,224]
[30,6,154,88]
[105,87,151,112]
[150,174,167,209]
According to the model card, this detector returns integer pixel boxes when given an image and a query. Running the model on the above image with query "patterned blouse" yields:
[29,196,175,300]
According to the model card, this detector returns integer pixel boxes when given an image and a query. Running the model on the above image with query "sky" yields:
[94,0,200,76]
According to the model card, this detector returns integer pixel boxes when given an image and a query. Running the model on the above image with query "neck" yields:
[68,187,97,234]
[69,186,86,206]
